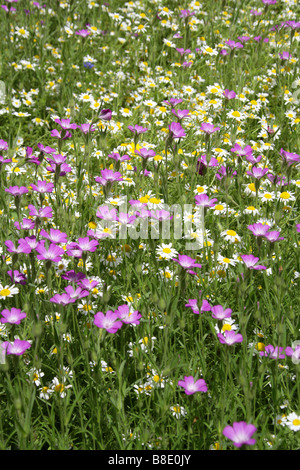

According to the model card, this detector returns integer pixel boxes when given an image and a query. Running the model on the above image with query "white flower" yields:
[156,243,178,260]
[0,284,19,299]
[286,412,300,431]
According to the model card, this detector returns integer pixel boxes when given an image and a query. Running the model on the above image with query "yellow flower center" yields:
[222,324,232,332]
[226,230,236,237]
[162,247,171,254]
[293,419,300,426]
[280,192,290,199]
[0,289,11,297]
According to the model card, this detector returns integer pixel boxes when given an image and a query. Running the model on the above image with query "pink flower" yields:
[211,305,232,320]
[50,293,76,306]
[115,304,142,325]
[247,223,270,237]
[93,310,123,333]
[223,89,236,99]
[173,255,202,274]
[223,421,256,448]
[185,299,211,314]
[36,241,65,262]
[194,193,218,207]
[199,122,220,134]
[168,122,186,139]
[217,330,243,345]
[2,339,31,356]
[0,308,26,325]
[178,376,208,395]
[240,254,266,270]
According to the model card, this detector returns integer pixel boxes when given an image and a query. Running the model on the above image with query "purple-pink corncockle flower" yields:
[51,129,72,140]
[163,98,183,107]
[115,304,142,325]
[225,39,243,50]
[64,285,90,300]
[285,344,300,361]
[50,293,76,306]
[246,154,262,165]
[108,152,131,162]
[197,154,219,168]
[93,310,123,333]
[95,169,123,186]
[28,204,53,220]
[173,254,202,275]
[223,421,257,448]
[262,0,277,4]
[280,148,300,166]
[211,305,232,320]
[296,224,300,233]
[194,193,218,208]
[0,156,12,166]
[39,228,68,245]
[7,270,27,285]
[77,278,99,292]
[0,139,8,152]
[46,153,67,166]
[282,20,300,30]
[168,122,186,139]
[22,235,39,251]
[116,212,136,226]
[251,9,263,16]
[30,180,54,193]
[5,185,29,197]
[246,166,269,179]
[5,239,31,255]
[96,205,118,221]
[37,143,56,155]
[179,9,195,18]
[237,36,250,43]
[231,143,253,158]
[78,122,96,134]
[14,218,35,231]
[259,345,286,359]
[128,125,148,135]
[0,308,26,325]
[61,270,86,283]
[264,230,284,243]
[223,89,236,99]
[199,122,220,134]
[279,51,291,60]
[46,161,72,177]
[135,148,156,159]
[240,254,266,270]
[36,241,65,262]
[66,237,98,257]
[150,210,173,221]
[217,330,243,345]
[247,223,270,237]
[185,299,211,314]
[75,29,91,37]
[1,339,31,356]
[171,108,190,120]
[54,118,78,130]
[178,376,208,395]
[183,61,193,68]
[176,48,191,56]
[99,108,112,121]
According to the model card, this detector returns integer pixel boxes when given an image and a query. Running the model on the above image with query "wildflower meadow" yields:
[0,0,300,451]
